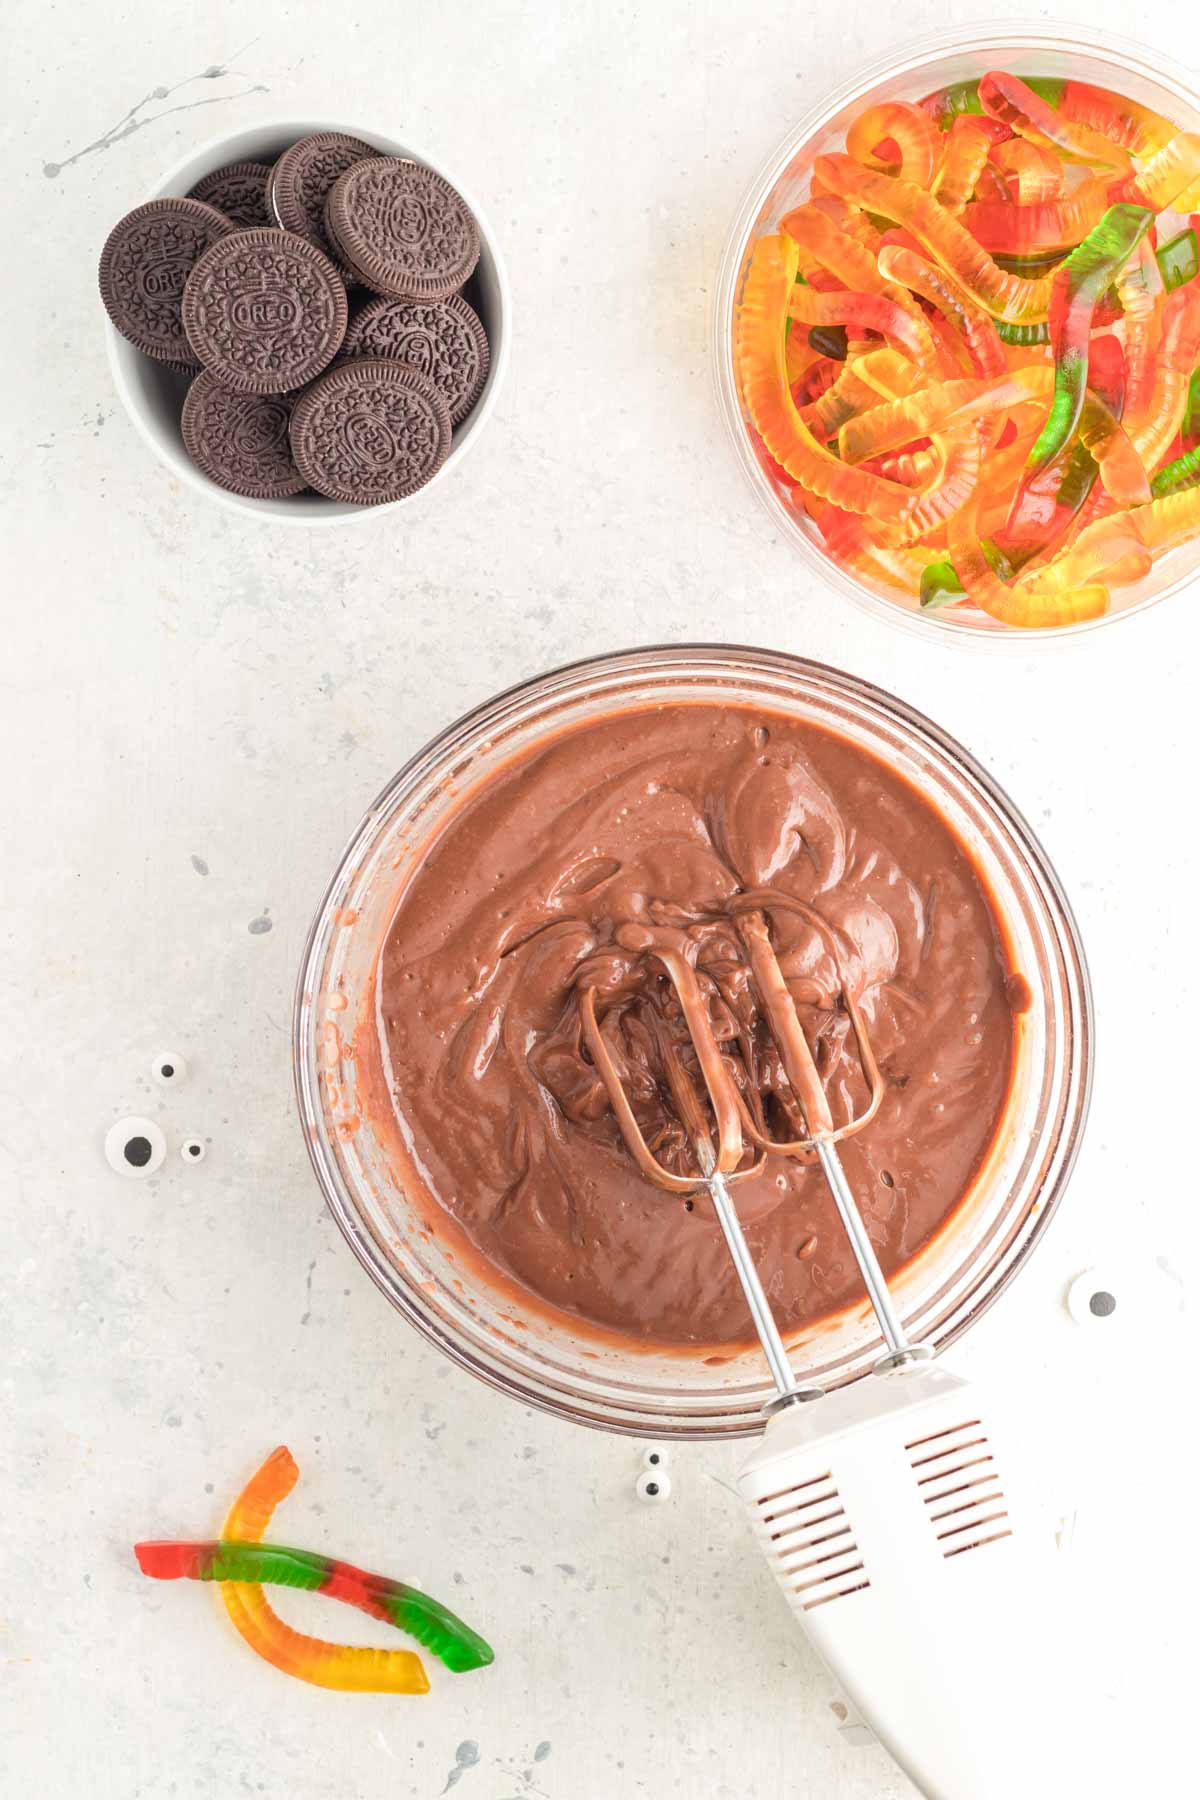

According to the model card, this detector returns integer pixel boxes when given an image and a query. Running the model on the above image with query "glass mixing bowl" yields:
[294,646,1092,1436]
[712,21,1200,643]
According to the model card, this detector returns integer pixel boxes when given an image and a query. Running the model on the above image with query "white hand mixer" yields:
[581,898,1078,1799]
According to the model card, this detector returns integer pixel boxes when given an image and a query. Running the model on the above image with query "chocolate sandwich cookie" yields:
[269,131,376,281]
[181,371,307,499]
[324,158,480,301]
[341,293,489,425]
[182,228,348,394]
[289,358,451,504]
[98,197,235,364]
[188,161,274,229]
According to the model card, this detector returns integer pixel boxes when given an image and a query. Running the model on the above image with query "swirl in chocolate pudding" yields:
[376,704,1019,1347]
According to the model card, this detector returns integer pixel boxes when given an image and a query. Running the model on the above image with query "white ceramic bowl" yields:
[103,116,511,525]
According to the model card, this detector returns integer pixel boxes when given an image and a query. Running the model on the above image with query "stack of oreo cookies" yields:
[98,133,491,506]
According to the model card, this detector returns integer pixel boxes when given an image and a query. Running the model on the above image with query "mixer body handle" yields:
[737,1364,1082,1799]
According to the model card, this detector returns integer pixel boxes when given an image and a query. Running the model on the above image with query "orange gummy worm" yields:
[846,101,941,188]
[989,138,1066,205]
[876,244,1007,378]
[735,233,917,523]
[786,283,939,366]
[812,154,1055,322]
[963,178,1108,256]
[220,1447,429,1694]
[948,497,1109,628]
[1128,285,1200,474]
[838,366,1051,465]
[779,204,903,298]
[1113,131,1200,211]
[933,116,994,214]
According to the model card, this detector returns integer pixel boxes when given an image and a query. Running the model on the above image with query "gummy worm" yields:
[1124,483,1200,554]
[1157,228,1199,295]
[787,284,939,365]
[948,495,1109,628]
[798,360,887,436]
[135,1539,495,1676]
[1150,444,1200,498]
[875,422,981,548]
[963,178,1109,256]
[838,365,1051,464]
[932,116,993,214]
[1111,132,1200,211]
[1057,81,1174,158]
[996,319,1050,346]
[813,154,1055,321]
[736,233,918,522]
[223,1445,432,1693]
[920,75,1063,132]
[1038,487,1200,587]
[779,204,905,298]
[1028,203,1153,471]
[1117,237,1167,446]
[811,502,936,595]
[990,138,1066,205]
[1127,284,1200,473]
[846,101,941,188]
[1184,369,1200,444]
[876,243,1008,378]
[978,71,1133,172]
[998,332,1127,561]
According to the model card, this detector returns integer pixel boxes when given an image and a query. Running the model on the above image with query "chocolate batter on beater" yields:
[375,704,1019,1347]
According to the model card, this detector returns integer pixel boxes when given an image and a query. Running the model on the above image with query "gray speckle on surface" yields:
[534,1741,552,1762]
[248,913,272,935]
[42,48,268,177]
[300,1257,317,1326]
[442,1741,480,1792]
[190,855,209,876]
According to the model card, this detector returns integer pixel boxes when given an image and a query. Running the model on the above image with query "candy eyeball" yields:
[635,1470,672,1504]
[152,1052,188,1086]
[642,1444,669,1471]
[180,1137,206,1164]
[105,1117,167,1178]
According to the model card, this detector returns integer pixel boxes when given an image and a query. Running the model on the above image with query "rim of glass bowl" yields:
[294,644,1093,1437]
[711,19,1200,648]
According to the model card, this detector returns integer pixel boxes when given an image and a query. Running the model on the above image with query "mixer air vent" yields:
[906,1419,1012,1560]
[755,1470,869,1611]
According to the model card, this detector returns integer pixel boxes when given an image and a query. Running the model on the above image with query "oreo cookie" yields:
[182,228,348,394]
[188,161,274,229]
[269,132,376,280]
[99,198,235,363]
[181,372,307,499]
[341,293,489,425]
[289,358,451,503]
[324,159,480,301]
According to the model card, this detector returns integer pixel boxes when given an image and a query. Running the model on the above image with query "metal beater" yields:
[578,895,932,1404]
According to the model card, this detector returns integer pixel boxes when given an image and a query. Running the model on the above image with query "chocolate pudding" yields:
[374,702,1020,1348]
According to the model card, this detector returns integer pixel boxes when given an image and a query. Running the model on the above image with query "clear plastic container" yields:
[294,646,1092,1436]
[712,21,1200,643]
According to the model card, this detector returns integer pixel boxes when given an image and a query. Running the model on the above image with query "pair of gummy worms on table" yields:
[135,1446,493,1693]
[737,70,1200,626]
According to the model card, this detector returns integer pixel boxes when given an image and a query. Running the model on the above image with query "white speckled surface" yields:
[2,3,1198,1794]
